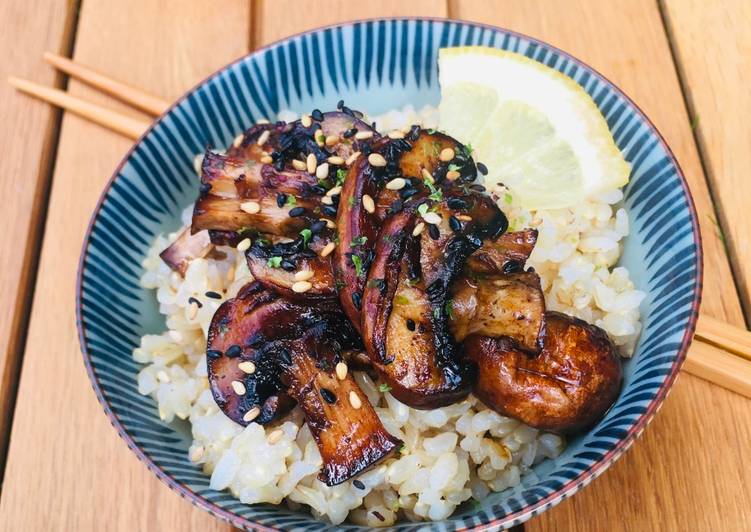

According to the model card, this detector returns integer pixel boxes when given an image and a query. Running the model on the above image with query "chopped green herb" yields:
[394,294,409,305]
[445,299,454,319]
[378,383,392,393]
[350,235,368,247]
[299,228,312,247]
[448,163,461,172]
[267,256,282,268]
[427,128,437,134]
[426,179,443,202]
[235,225,254,235]
[390,499,401,511]
[398,443,407,454]
[285,195,297,207]
[351,254,364,277]
[504,192,513,204]
[417,203,429,216]
[317,178,332,189]
[335,168,347,187]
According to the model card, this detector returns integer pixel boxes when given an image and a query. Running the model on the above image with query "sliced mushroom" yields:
[465,229,538,275]
[206,282,400,485]
[464,311,622,434]
[159,227,213,275]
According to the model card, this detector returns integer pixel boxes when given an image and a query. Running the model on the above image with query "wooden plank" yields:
[662,0,751,319]
[0,1,250,531]
[449,0,751,529]
[0,0,76,471]
[252,0,448,47]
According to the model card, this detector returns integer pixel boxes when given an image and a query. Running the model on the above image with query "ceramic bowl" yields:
[76,18,702,531]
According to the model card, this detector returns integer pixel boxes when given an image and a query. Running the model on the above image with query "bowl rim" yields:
[75,16,703,531]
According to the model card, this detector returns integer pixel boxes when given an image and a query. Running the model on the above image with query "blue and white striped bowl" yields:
[76,18,702,531]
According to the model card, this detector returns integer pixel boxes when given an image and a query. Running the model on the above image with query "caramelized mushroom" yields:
[159,227,214,276]
[464,311,622,434]
[206,282,400,485]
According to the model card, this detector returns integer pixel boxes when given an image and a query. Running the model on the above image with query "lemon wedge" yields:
[438,46,630,210]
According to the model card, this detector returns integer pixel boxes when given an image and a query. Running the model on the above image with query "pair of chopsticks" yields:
[9,52,166,138]
[10,53,751,399]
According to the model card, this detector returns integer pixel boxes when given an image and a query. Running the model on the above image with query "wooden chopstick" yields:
[8,77,148,139]
[684,339,751,399]
[43,52,169,116]
[695,314,751,363]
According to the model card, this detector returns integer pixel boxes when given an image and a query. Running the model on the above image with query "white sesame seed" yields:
[292,280,312,293]
[388,130,405,139]
[267,428,285,444]
[243,407,260,422]
[355,130,374,140]
[385,177,406,190]
[256,130,270,146]
[260,155,273,164]
[326,185,342,197]
[231,380,247,395]
[238,361,256,374]
[421,168,434,183]
[156,370,170,383]
[363,194,375,213]
[423,212,442,225]
[327,155,345,165]
[439,147,455,162]
[256,118,270,124]
[321,242,336,257]
[232,133,244,148]
[346,151,361,166]
[320,217,336,229]
[168,330,183,343]
[240,201,261,214]
[301,114,312,128]
[446,170,461,181]
[292,159,307,171]
[187,302,199,320]
[412,222,425,236]
[189,445,204,462]
[349,391,362,409]
[368,153,387,167]
[321,195,333,205]
[335,362,348,380]
[325,135,339,147]
[306,153,317,174]
[237,238,252,252]
[294,270,315,281]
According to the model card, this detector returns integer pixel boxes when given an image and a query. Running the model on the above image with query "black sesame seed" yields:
[469,184,486,192]
[271,150,282,161]
[199,182,211,194]
[352,291,362,310]
[428,224,440,240]
[206,349,222,359]
[322,205,338,217]
[361,144,372,156]
[205,291,222,299]
[477,162,489,175]
[274,160,284,171]
[311,109,324,121]
[399,187,418,200]
[353,480,365,490]
[408,124,421,141]
[406,319,416,331]
[276,192,287,208]
[188,296,203,308]
[281,259,296,271]
[337,99,344,110]
[225,345,242,358]
[320,388,337,404]
[372,511,385,522]
[343,127,357,138]
[310,220,327,234]
[288,207,306,217]
[311,185,327,195]
[341,105,354,117]
[447,197,468,210]
[389,199,403,214]
[449,215,462,232]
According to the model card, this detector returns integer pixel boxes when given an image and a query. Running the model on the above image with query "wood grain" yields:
[450,0,751,529]
[0,0,77,473]
[661,0,751,320]
[0,1,249,530]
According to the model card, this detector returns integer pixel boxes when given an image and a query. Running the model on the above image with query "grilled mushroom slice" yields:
[159,227,214,276]
[206,282,400,485]
[465,229,538,275]
[335,129,479,329]
[192,112,377,239]
[464,311,622,434]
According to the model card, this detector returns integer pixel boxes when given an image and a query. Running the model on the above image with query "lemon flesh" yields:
[438,46,630,210]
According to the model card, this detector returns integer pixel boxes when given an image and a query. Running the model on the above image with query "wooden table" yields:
[1,1,749,530]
